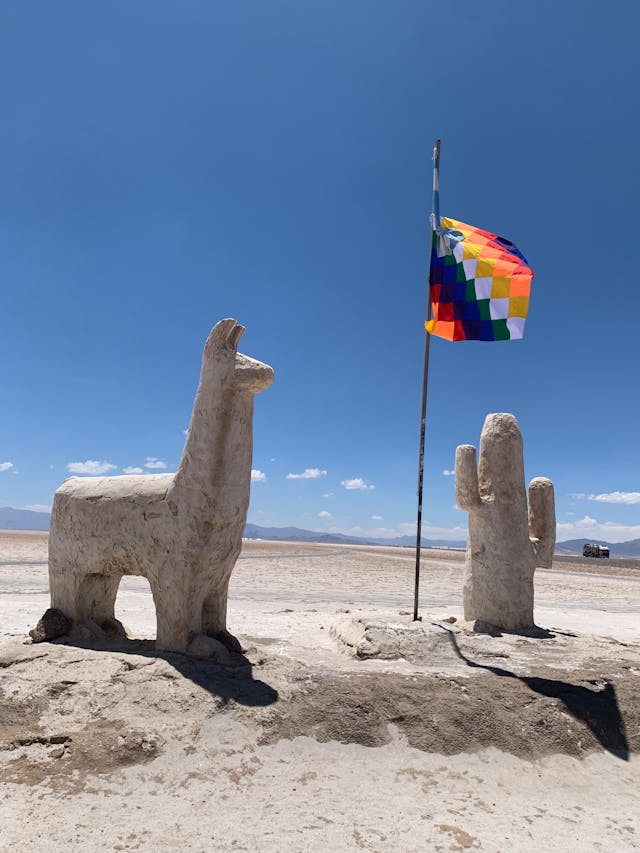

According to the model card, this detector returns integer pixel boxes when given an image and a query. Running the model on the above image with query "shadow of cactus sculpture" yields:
[455,413,555,631]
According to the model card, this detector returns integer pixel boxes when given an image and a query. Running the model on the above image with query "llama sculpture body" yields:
[455,413,555,631]
[43,319,273,656]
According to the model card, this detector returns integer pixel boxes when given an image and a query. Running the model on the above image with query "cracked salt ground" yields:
[2,533,640,850]
[1,636,639,851]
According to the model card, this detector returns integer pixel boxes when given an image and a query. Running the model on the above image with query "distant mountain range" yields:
[0,507,464,548]
[0,506,51,531]
[243,523,466,549]
[2,507,639,557]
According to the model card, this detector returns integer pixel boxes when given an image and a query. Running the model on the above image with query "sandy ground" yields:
[1,530,639,852]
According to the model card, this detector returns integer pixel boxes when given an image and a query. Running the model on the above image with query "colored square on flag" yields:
[426,217,534,342]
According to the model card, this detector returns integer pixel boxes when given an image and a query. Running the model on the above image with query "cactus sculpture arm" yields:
[455,445,482,510]
[528,477,555,568]
[454,413,556,631]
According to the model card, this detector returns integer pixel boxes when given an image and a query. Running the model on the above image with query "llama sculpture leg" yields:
[75,574,123,627]
[48,560,125,638]
[32,319,274,658]
[153,564,194,653]
[202,582,243,652]
[455,413,555,632]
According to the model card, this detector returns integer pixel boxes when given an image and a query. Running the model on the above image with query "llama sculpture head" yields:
[201,318,274,395]
[174,318,273,496]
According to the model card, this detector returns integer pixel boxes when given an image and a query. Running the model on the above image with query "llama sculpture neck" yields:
[173,356,254,502]
[171,318,273,527]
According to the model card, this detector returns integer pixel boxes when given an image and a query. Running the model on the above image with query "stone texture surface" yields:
[42,318,274,656]
[455,412,555,631]
[330,614,458,663]
[28,608,72,643]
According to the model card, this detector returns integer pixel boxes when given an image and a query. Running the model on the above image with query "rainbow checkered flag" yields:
[427,217,533,341]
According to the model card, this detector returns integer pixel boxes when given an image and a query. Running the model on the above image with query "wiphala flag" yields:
[427,216,533,342]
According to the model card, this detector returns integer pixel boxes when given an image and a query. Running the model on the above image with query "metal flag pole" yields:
[413,138,441,622]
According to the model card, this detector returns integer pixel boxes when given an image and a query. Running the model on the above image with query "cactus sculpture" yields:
[455,413,555,631]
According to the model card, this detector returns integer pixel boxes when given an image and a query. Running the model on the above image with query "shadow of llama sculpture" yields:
[41,318,274,656]
[455,413,555,632]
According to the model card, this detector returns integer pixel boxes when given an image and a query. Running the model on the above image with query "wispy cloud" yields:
[67,460,117,475]
[0,462,14,473]
[251,469,267,483]
[318,510,332,518]
[286,468,327,480]
[23,504,51,513]
[371,515,383,520]
[322,492,334,498]
[571,491,640,505]
[145,457,167,470]
[557,515,640,543]
[341,477,375,491]
[122,466,144,475]
[442,469,454,476]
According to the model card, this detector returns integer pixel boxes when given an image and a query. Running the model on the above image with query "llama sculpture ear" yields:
[228,323,245,351]
[207,319,240,352]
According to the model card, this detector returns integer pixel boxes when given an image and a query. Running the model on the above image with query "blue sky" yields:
[1,1,638,542]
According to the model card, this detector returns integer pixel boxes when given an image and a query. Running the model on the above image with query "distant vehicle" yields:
[583,543,610,558]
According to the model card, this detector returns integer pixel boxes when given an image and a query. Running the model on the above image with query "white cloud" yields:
[442,469,454,476]
[318,510,332,518]
[122,466,144,475]
[0,462,14,473]
[251,469,267,483]
[341,477,375,491]
[286,468,327,480]
[182,428,189,437]
[322,492,335,498]
[23,504,51,513]
[571,491,640,506]
[371,515,383,520]
[556,515,640,544]
[67,460,117,475]
[145,457,167,470]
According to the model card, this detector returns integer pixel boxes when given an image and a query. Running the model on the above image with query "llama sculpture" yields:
[455,412,555,631]
[39,319,274,657]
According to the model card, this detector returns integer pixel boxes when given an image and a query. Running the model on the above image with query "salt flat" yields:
[1,531,639,852]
